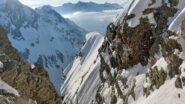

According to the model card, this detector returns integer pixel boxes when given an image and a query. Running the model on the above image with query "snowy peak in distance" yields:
[0,0,86,92]
[53,1,123,14]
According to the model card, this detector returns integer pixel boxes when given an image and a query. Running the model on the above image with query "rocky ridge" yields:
[0,27,61,104]
[0,0,86,91]
[93,0,185,104]
[60,0,185,104]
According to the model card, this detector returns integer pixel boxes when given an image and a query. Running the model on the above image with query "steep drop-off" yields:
[0,27,61,104]
[61,0,185,104]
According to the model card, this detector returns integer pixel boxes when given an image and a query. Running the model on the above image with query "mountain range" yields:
[53,1,122,14]
[0,0,86,92]
[1,0,185,104]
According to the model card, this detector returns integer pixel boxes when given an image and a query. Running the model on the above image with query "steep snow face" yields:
[127,0,151,27]
[0,0,85,92]
[0,79,19,96]
[169,6,185,33]
[60,0,185,104]
[90,0,185,104]
[115,0,163,27]
[61,32,104,104]
[168,0,185,59]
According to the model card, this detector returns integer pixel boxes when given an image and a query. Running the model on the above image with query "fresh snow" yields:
[0,0,85,92]
[132,78,185,104]
[152,57,168,72]
[81,1,185,104]
[101,83,112,104]
[0,79,20,96]
[31,64,35,69]
[180,61,185,77]
[127,0,150,27]
[115,0,162,27]
[61,32,104,104]
[168,3,185,60]
[168,7,185,34]
[117,98,124,104]
[0,61,3,69]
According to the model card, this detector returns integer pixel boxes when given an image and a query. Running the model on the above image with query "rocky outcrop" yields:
[94,0,185,104]
[181,19,185,39]
[0,27,61,104]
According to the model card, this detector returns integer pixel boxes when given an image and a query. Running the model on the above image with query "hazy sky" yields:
[19,0,127,8]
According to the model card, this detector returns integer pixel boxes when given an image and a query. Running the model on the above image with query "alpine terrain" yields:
[0,0,86,92]
[61,0,185,104]
[0,26,61,104]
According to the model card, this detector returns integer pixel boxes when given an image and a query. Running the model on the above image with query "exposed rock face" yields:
[101,18,155,69]
[181,19,185,39]
[58,0,185,103]
[93,0,185,104]
[0,27,61,104]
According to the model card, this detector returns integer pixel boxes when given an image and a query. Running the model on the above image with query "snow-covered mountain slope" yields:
[62,0,185,104]
[60,32,104,104]
[0,26,61,104]
[53,1,122,14]
[0,0,86,92]
[93,0,185,104]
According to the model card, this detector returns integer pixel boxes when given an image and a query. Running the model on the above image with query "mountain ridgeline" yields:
[0,26,61,104]
[0,0,86,92]
[53,1,122,14]
[94,0,185,104]
[1,0,185,104]
[61,0,185,104]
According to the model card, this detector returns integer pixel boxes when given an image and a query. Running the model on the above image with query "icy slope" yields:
[61,32,104,104]
[0,0,85,91]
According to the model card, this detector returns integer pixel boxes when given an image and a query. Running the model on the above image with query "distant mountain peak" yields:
[37,5,64,20]
[53,1,122,14]
[0,0,86,92]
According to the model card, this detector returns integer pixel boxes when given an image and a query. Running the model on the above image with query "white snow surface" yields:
[168,7,185,34]
[129,76,185,104]
[0,0,85,92]
[152,57,168,71]
[115,0,162,27]
[31,64,35,69]
[127,0,150,27]
[168,1,185,59]
[0,79,20,96]
[0,61,3,69]
[60,32,104,104]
